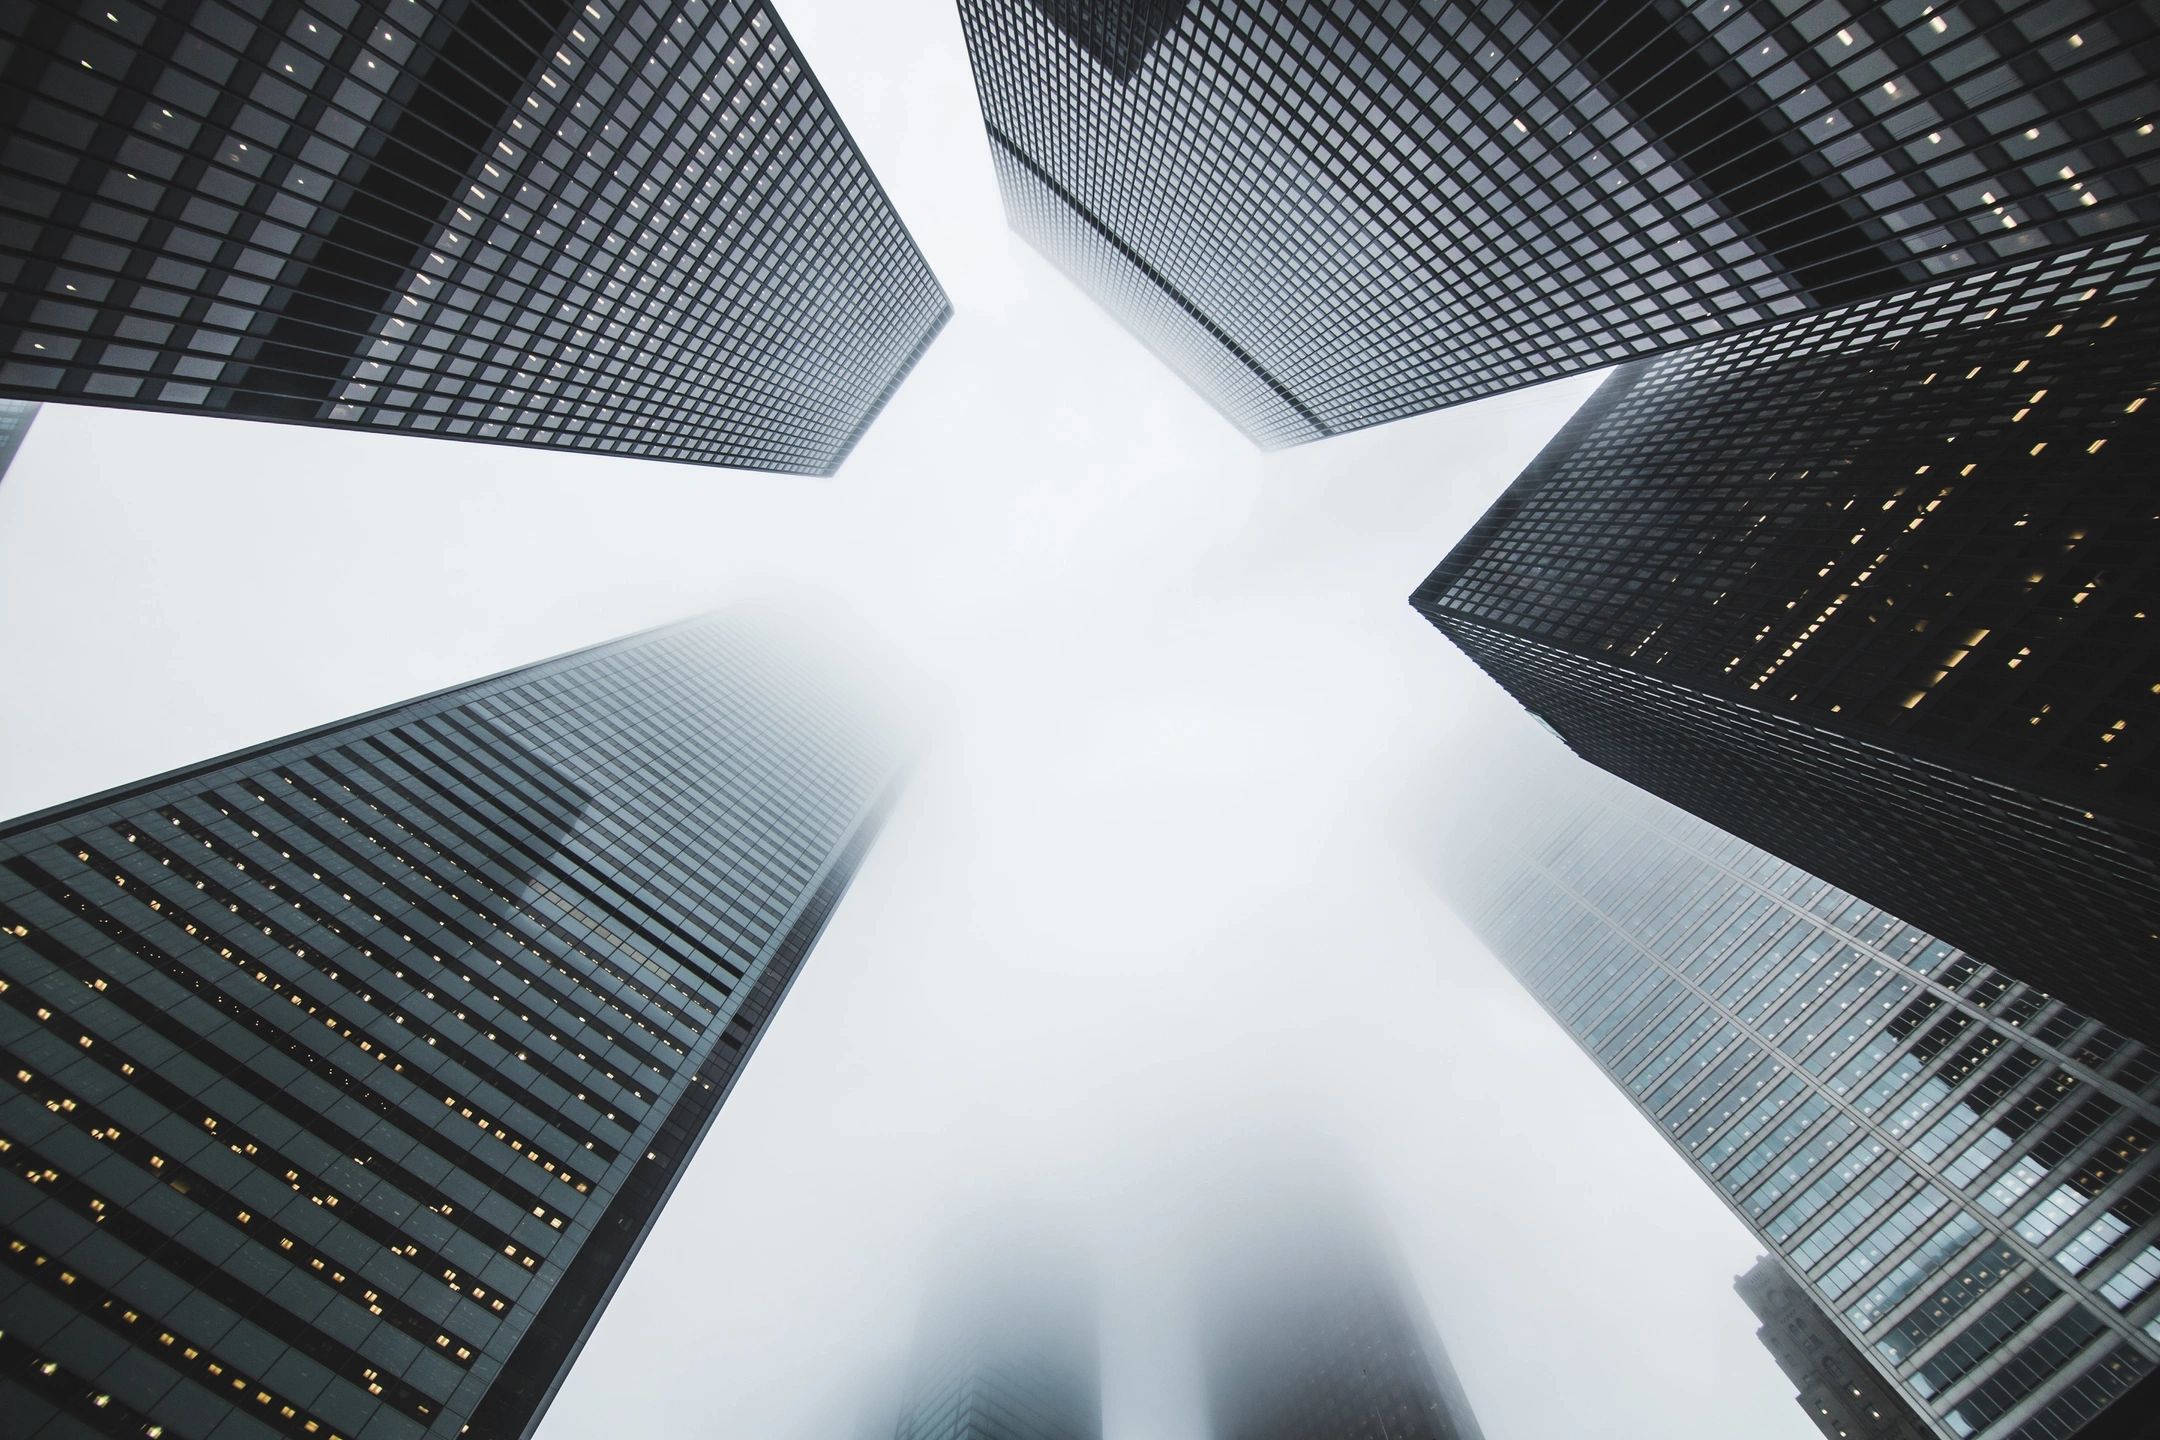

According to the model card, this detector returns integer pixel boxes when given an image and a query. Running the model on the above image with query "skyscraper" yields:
[0,398,37,482]
[1439,753,2160,1440]
[0,615,903,1440]
[888,1238,1101,1440]
[1412,232,2160,1041]
[1737,1254,1937,1440]
[0,2,949,474]
[1194,1180,1484,1440]
[954,0,2159,445]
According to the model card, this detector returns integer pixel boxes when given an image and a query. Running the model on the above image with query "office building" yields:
[955,0,2159,445]
[1739,1253,1937,1440]
[1440,757,2160,1439]
[1196,1183,1484,1440]
[889,1240,1101,1440]
[1413,232,2160,1040]
[0,398,37,482]
[0,615,903,1439]
[1,1,949,473]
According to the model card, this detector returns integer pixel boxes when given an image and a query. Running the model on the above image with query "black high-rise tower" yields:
[1,2,949,473]
[956,0,2159,445]
[1414,232,2160,1041]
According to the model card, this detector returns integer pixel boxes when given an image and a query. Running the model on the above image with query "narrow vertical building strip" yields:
[0,398,37,484]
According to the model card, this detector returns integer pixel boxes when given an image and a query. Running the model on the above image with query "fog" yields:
[876,1209,1104,1439]
[0,2,1820,1436]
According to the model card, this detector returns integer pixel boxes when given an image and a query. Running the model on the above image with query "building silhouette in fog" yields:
[0,615,902,1440]
[1414,234,2160,1041]
[955,0,2160,444]
[1439,754,2160,1439]
[889,1236,1101,1440]
[1195,1178,1484,1440]
[1738,1254,1935,1440]
[1,2,948,473]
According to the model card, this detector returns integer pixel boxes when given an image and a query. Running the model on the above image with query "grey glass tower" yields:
[1195,1186,1484,1440]
[1413,232,2160,1042]
[888,1243,1101,1440]
[0,615,903,1440]
[0,2,949,473]
[955,0,2159,446]
[1440,757,2160,1440]
[1739,1253,1937,1440]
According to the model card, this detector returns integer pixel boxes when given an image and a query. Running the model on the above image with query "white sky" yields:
[0,3,1822,1436]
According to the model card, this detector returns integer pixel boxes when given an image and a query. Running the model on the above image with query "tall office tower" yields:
[1195,1184,1484,1440]
[1412,232,2160,1041]
[0,397,37,482]
[888,1240,1102,1440]
[1441,755,2160,1440]
[0,615,903,1440]
[954,0,2160,446]
[0,2,949,474]
[1739,1254,1938,1440]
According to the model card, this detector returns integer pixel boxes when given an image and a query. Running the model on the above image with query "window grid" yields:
[957,0,2158,444]
[1448,768,2160,1438]
[0,1,948,473]
[0,616,903,1440]
[1415,231,2160,1045]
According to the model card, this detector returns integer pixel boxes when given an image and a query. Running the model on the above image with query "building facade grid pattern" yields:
[0,616,901,1440]
[1449,775,2160,1439]
[1414,230,2160,1041]
[957,0,2160,445]
[0,0,949,473]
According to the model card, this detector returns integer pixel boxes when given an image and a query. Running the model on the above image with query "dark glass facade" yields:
[1413,232,2160,1041]
[0,1,949,474]
[1739,1253,1938,1440]
[1196,1194,1484,1440]
[0,615,903,1440]
[956,0,2160,446]
[1440,764,2160,1439]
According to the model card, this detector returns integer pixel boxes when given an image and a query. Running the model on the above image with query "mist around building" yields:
[2,3,2157,1440]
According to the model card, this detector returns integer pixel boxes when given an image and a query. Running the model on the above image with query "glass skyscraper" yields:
[886,1242,1101,1440]
[1441,758,2160,1439]
[1195,1183,1485,1440]
[0,615,903,1440]
[1,2,949,473]
[955,0,2158,445]
[1413,231,2159,1043]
